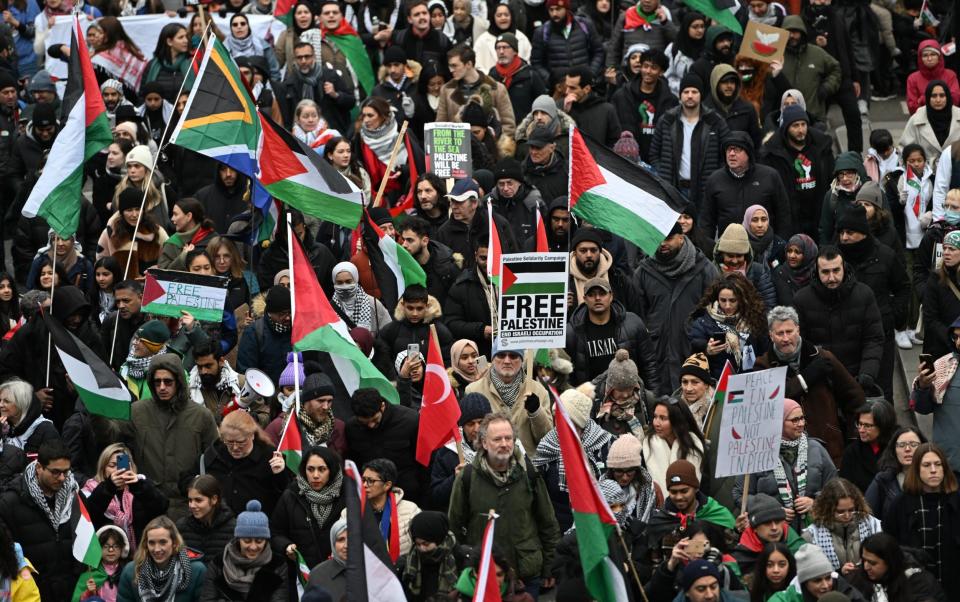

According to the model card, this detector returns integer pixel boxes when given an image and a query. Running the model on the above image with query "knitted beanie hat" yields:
[302,372,335,401]
[459,392,492,426]
[125,145,152,168]
[278,352,305,388]
[795,543,834,583]
[560,386,594,430]
[716,223,751,255]
[409,511,448,544]
[836,204,870,236]
[234,500,271,539]
[606,434,643,469]
[665,459,700,489]
[265,285,291,313]
[679,353,713,385]
[606,349,641,392]
[747,493,786,528]
[136,320,170,353]
[681,560,722,591]
[613,131,640,164]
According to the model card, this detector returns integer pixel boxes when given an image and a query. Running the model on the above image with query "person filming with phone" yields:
[912,316,960,469]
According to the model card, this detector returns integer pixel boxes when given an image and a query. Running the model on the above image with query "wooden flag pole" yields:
[371,120,408,209]
[45,237,57,387]
[740,474,751,515]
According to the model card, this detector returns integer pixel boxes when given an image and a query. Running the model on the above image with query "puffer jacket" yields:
[199,546,288,602]
[838,236,910,333]
[701,131,792,238]
[704,64,762,148]
[269,480,345,568]
[176,504,237,563]
[566,300,661,391]
[376,295,454,370]
[906,39,960,115]
[530,16,605,82]
[607,3,676,63]
[0,473,80,601]
[780,16,841,121]
[448,450,560,580]
[649,104,730,206]
[818,151,870,243]
[792,269,885,382]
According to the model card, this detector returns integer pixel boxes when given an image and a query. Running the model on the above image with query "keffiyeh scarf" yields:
[137,549,193,602]
[297,470,342,528]
[24,461,76,530]
[809,519,878,569]
[490,367,524,408]
[122,348,166,380]
[332,284,374,331]
[188,361,241,405]
[774,434,808,509]
[533,422,612,491]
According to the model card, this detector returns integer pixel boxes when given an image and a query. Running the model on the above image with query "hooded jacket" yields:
[704,64,761,148]
[567,92,622,147]
[780,16,841,121]
[195,166,250,234]
[701,131,792,238]
[376,295,453,371]
[689,25,735,89]
[906,39,960,115]
[610,74,678,161]
[819,151,870,242]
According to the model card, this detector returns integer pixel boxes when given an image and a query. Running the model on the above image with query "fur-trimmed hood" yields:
[440,72,504,110]
[376,59,423,85]
[392,294,443,323]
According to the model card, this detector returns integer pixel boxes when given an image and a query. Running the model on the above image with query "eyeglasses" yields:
[222,438,251,448]
[44,467,71,477]
[495,352,522,360]
[896,441,922,449]
[103,543,122,551]
[785,415,806,424]
[361,477,383,486]
[856,422,876,429]
[152,378,175,387]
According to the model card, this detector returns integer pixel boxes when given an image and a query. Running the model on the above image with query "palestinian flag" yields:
[323,22,376,95]
[294,549,311,600]
[258,111,365,229]
[555,393,629,602]
[570,128,684,256]
[362,210,426,307]
[682,0,743,34]
[473,513,502,602]
[275,0,296,25]
[142,270,229,323]
[290,228,400,404]
[906,165,922,218]
[500,257,566,296]
[487,204,502,287]
[278,410,303,474]
[535,210,549,252]
[43,311,132,420]
[343,460,406,600]
[704,360,737,508]
[22,15,112,237]
[73,494,102,567]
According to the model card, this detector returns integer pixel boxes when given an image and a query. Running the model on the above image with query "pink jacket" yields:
[906,39,960,114]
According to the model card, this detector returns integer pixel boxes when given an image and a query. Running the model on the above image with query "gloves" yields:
[800,356,832,388]
[524,393,541,414]
[857,373,877,392]
[401,92,415,119]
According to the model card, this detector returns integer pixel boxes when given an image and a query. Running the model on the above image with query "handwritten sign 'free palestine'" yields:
[714,366,787,479]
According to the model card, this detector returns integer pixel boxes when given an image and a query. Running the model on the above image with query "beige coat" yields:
[436,72,517,137]
[341,487,420,556]
[464,371,552,458]
[899,105,960,168]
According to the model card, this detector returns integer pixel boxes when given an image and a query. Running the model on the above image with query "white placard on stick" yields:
[714,366,788,479]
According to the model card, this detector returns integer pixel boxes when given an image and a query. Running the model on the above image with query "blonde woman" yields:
[117,516,206,601]
[82,443,169,547]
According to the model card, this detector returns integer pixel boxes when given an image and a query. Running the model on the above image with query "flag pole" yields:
[45,235,57,387]
[616,529,649,602]
[371,120,409,209]
[108,23,213,368]
[286,212,301,418]
[740,474,751,515]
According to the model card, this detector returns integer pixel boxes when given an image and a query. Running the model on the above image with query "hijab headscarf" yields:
[450,339,481,383]
[925,80,954,146]
[785,233,818,287]
[780,89,807,112]
[742,205,773,257]
[331,261,375,329]
[673,11,707,59]
[329,517,348,566]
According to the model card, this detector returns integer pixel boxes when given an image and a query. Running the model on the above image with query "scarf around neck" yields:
[226,31,265,57]
[333,284,374,330]
[810,519,877,570]
[298,405,334,447]
[490,367,524,408]
[222,540,272,595]
[137,549,192,602]
[361,113,408,166]
[122,348,166,381]
[188,361,241,406]
[494,55,522,88]
[24,461,77,530]
[297,470,343,528]
[533,422,612,491]
[774,433,808,509]
[401,533,459,596]
[652,237,697,278]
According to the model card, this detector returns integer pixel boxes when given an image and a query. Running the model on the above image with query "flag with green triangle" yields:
[278,410,303,474]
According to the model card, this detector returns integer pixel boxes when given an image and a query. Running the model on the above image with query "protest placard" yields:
[497,253,567,350]
[714,366,787,479]
[739,21,789,65]
[424,122,472,179]
[142,269,230,323]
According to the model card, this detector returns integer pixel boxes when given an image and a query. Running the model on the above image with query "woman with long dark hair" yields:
[849,532,946,602]
[0,273,19,342]
[749,542,795,601]
[176,474,237,563]
[801,478,881,577]
[641,398,705,493]
[0,522,39,600]
[865,426,925,520]
[882,442,960,598]
[688,272,768,379]
[323,135,371,200]
[142,23,190,100]
[275,0,318,72]
[91,16,146,94]
[839,400,897,493]
[157,198,217,271]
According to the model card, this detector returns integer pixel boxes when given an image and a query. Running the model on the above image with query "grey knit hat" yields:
[747,493,786,528]
[605,349,641,392]
[234,500,271,539]
[795,544,834,583]
[531,95,558,119]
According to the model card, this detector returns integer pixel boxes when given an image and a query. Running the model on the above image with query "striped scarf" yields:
[773,434,807,509]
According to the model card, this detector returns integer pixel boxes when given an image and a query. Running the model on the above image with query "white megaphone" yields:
[241,368,276,401]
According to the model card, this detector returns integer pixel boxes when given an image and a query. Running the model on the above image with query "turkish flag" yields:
[415,327,462,466]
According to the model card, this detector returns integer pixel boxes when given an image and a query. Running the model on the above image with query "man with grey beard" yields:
[448,413,560,597]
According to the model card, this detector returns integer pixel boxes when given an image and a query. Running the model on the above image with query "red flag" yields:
[487,204,502,286]
[415,327,462,465]
[473,512,502,602]
[535,210,549,252]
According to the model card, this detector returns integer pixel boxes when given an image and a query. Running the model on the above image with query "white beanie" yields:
[560,385,594,430]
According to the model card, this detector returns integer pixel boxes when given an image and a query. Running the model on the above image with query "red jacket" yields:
[906,39,960,114]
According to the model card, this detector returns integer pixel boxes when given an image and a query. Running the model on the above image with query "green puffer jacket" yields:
[448,450,560,580]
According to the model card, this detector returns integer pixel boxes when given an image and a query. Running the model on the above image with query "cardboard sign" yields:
[739,21,788,64]
[424,122,472,179]
[142,269,230,323]
[714,366,787,479]
[497,253,568,350]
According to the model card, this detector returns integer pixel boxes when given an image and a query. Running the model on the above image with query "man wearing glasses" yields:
[0,440,81,600]
[93,353,218,521]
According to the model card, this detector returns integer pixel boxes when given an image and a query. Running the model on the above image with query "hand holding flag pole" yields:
[371,120,409,208]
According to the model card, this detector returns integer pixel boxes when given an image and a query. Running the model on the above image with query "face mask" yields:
[946,210,960,225]
[739,71,754,82]
[334,283,355,292]
[278,391,298,412]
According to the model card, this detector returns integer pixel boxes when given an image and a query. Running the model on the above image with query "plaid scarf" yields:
[297,406,335,447]
[122,348,166,380]
[188,361,241,405]
[774,434,807,509]
[24,461,77,530]
[625,466,657,522]
[137,549,192,602]
[532,422,612,491]
[490,367,524,408]
[401,533,459,596]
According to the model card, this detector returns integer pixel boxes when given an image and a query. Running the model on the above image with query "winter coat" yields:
[758,127,836,239]
[157,224,217,272]
[195,175,248,235]
[882,491,960,598]
[819,152,870,243]
[838,439,883,496]
[436,72,516,138]
[13,202,101,285]
[464,374,552,460]
[906,40,960,114]
[779,16,841,121]
[863,468,902,526]
[371,63,421,121]
[732,436,837,532]
[257,229,336,294]
[419,241,462,306]
[270,481,346,569]
[700,132,792,238]
[435,207,519,269]
[176,504,237,563]
[183,440,289,518]
[279,65,355,135]
[85,475,169,544]
[117,556,206,602]
[376,295,454,370]
[95,212,169,279]
[489,186,545,250]
[0,444,26,492]
[94,353,220,519]
[344,402,426,504]
[443,268,494,359]
[919,220,960,294]
[610,76,677,162]
[566,300,661,391]
[475,29,532,74]
[531,16,605,83]
[448,452,560,580]
[4,125,52,198]
[522,150,569,203]
[0,473,81,601]
[5,397,58,454]
[732,522,805,576]
[704,64,762,148]
[307,558,346,600]
[199,547,288,602]
[767,576,865,602]
[771,262,810,306]
[567,93,622,147]
[839,236,910,333]
[101,312,147,371]
[634,247,721,394]
[487,59,547,122]
[649,104,730,207]
[607,4,677,63]
[236,316,293,387]
[899,105,960,168]
[754,345,863,464]
[687,309,768,378]
[922,269,960,360]
[390,27,451,76]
